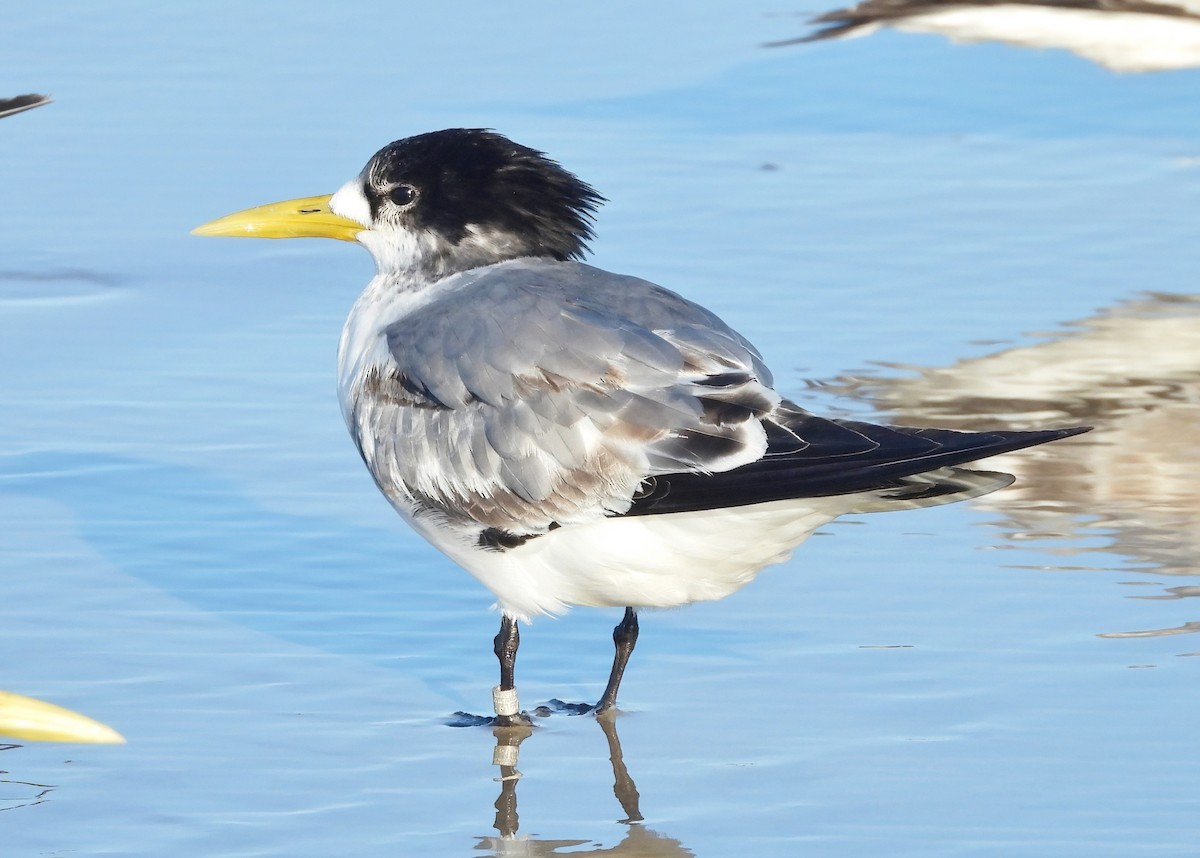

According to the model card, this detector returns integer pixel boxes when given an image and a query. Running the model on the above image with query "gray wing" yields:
[360,260,780,533]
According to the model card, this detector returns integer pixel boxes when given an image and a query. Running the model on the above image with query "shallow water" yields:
[3,3,1199,855]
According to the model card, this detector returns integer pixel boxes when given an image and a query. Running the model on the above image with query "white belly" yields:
[407,497,850,621]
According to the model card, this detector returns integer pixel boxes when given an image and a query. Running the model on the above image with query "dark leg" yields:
[493,615,523,725]
[494,615,519,690]
[594,607,638,715]
[598,710,643,823]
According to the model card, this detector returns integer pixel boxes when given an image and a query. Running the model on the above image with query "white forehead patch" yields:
[330,179,373,227]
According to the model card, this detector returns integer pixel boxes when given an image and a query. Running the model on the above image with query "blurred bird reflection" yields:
[827,292,1200,637]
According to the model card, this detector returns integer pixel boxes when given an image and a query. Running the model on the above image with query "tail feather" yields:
[848,466,1015,514]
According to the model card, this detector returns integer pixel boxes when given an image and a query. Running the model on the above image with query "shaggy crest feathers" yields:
[360,129,605,266]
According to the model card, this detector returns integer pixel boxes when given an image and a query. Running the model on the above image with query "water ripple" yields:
[0,270,124,308]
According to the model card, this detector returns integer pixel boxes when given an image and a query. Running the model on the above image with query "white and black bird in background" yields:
[195,129,1088,723]
[773,0,1200,72]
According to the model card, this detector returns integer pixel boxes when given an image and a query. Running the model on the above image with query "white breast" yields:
[337,274,403,423]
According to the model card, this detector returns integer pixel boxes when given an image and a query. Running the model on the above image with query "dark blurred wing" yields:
[0,94,51,119]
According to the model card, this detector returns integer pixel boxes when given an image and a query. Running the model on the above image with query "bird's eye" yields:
[388,184,418,208]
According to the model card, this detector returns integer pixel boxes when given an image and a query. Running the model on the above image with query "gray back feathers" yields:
[349,260,778,532]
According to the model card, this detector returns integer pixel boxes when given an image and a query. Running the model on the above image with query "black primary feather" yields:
[624,407,1091,515]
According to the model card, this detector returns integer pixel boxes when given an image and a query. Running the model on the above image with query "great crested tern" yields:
[195,129,1089,721]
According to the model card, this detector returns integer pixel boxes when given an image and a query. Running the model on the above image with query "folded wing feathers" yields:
[366,262,777,532]
[359,260,1087,533]
[625,412,1089,516]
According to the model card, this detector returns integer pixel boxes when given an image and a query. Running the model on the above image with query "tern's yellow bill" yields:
[193,194,362,241]
[0,690,125,744]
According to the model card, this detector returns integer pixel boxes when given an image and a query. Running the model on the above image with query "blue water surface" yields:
[2,2,1198,855]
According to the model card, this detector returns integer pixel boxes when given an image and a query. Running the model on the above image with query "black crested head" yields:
[359,129,605,269]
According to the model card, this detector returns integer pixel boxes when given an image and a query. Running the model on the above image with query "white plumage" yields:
[785,0,1200,72]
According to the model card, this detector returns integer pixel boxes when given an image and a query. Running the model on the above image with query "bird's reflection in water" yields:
[827,292,1200,640]
[0,745,56,812]
[476,717,692,857]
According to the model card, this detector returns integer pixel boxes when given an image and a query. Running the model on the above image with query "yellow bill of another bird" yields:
[0,691,125,744]
[192,194,362,241]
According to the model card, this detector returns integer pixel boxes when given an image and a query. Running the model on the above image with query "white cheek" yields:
[329,179,373,227]
[359,226,436,273]
[328,177,443,275]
